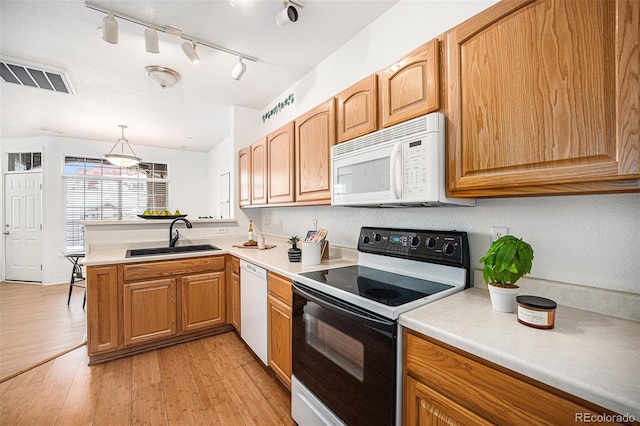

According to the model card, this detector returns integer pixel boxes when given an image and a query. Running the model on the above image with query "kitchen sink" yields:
[125,244,221,258]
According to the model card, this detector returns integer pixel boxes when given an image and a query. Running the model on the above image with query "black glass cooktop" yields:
[299,265,454,306]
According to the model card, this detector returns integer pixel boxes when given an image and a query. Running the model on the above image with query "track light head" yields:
[276,4,299,26]
[232,56,247,81]
[144,27,159,54]
[102,13,118,44]
[181,41,200,65]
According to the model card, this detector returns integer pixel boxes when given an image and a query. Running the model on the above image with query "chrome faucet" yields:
[169,217,192,247]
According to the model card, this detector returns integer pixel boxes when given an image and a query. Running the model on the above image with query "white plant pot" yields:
[488,284,520,313]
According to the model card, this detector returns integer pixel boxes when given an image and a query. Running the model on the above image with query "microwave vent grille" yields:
[333,114,433,156]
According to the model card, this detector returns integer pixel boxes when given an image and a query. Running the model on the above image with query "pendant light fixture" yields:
[105,125,141,168]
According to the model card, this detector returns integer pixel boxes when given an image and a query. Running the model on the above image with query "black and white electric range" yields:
[291,226,470,426]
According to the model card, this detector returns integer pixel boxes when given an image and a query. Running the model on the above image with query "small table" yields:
[65,253,86,309]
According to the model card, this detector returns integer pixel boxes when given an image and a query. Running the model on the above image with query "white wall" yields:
[234,0,640,294]
[2,135,210,284]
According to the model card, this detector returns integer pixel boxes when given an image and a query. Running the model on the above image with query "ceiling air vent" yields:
[0,59,74,95]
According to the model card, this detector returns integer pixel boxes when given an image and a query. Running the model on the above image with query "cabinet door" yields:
[230,271,241,332]
[87,265,119,355]
[181,272,226,332]
[251,137,267,205]
[267,122,295,204]
[267,294,292,389]
[123,278,177,346]
[404,375,490,426]
[238,146,251,207]
[294,99,336,202]
[447,0,640,196]
[379,39,440,128]
[336,74,378,143]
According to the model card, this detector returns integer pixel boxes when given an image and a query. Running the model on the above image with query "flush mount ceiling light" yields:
[145,65,182,89]
[105,125,141,168]
[276,0,304,26]
[181,41,200,65]
[232,55,247,81]
[144,27,159,53]
[85,2,257,80]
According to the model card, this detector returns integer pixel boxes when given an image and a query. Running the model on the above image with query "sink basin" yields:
[125,244,221,258]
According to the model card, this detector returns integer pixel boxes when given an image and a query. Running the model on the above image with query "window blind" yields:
[62,157,169,252]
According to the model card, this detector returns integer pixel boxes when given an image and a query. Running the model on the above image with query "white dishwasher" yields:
[239,259,268,366]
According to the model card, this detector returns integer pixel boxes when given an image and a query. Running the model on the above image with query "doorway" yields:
[4,172,42,282]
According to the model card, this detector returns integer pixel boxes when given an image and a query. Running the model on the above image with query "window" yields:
[8,152,42,171]
[62,157,169,252]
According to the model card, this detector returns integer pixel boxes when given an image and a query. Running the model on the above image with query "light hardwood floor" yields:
[0,331,295,425]
[0,281,87,381]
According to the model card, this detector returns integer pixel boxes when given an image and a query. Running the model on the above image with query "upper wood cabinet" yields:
[250,137,267,205]
[294,99,336,202]
[267,122,296,204]
[336,74,378,143]
[379,39,440,128]
[446,0,640,197]
[238,146,251,207]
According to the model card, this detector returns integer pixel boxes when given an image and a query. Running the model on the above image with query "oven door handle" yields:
[292,283,395,336]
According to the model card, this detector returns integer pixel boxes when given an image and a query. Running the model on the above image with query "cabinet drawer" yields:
[268,272,292,305]
[404,330,620,425]
[124,256,225,281]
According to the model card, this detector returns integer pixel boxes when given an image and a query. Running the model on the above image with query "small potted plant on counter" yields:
[288,235,301,262]
[479,235,534,312]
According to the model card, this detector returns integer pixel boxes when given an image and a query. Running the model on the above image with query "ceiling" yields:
[0,0,398,152]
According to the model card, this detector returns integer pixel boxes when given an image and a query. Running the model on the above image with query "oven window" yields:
[304,311,365,381]
[293,292,396,426]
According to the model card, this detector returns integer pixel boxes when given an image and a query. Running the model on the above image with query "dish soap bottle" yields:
[248,220,254,242]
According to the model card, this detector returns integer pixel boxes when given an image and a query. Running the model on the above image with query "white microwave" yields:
[331,113,474,207]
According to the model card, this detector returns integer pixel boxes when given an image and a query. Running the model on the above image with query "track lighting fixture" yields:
[105,125,141,168]
[232,56,247,81]
[101,13,118,43]
[85,1,258,79]
[276,0,303,26]
[181,41,200,65]
[144,27,159,54]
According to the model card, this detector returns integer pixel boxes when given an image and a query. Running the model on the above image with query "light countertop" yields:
[400,288,640,419]
[81,236,357,281]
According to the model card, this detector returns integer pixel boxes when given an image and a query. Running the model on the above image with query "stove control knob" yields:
[425,237,437,249]
[362,236,370,244]
[411,236,420,247]
[374,233,382,242]
[442,242,456,256]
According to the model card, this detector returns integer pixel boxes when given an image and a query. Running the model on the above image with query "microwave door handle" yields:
[390,142,402,200]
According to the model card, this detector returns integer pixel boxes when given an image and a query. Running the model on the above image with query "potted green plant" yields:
[287,235,301,262]
[478,235,534,312]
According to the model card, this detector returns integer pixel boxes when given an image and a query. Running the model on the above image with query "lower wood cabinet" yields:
[86,255,229,362]
[227,256,241,332]
[181,272,226,332]
[123,278,177,346]
[403,329,629,425]
[86,265,119,355]
[267,272,293,388]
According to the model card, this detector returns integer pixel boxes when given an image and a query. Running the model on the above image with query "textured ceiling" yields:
[0,0,398,152]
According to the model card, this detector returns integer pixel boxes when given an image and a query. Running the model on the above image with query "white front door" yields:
[4,172,42,282]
